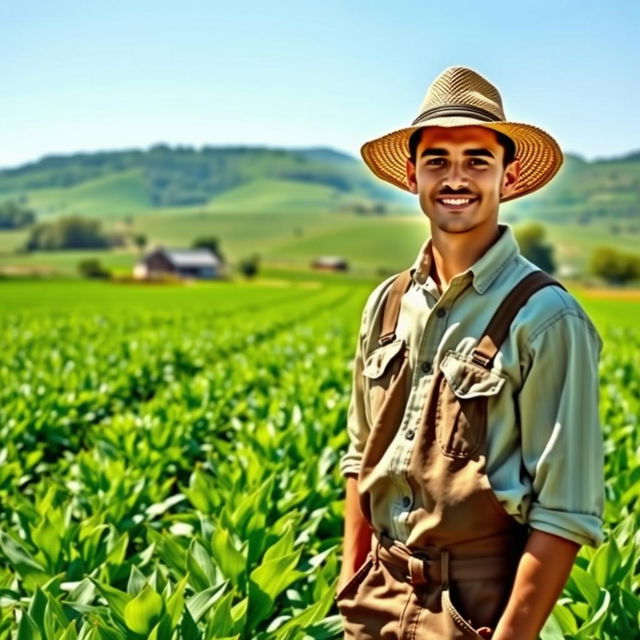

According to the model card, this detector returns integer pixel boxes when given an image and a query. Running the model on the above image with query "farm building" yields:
[311,256,349,272]
[134,247,223,280]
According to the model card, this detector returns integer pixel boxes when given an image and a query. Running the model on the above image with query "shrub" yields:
[590,246,640,284]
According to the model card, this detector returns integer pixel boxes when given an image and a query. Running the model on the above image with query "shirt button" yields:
[421,360,432,374]
[405,429,415,440]
[402,496,411,508]
[436,308,446,318]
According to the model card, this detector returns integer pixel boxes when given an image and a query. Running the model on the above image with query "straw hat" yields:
[361,66,563,202]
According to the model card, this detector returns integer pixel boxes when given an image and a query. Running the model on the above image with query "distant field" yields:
[2,207,639,278]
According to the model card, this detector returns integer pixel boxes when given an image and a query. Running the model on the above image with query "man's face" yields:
[405,125,520,235]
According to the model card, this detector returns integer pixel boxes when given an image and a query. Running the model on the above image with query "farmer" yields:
[335,66,605,640]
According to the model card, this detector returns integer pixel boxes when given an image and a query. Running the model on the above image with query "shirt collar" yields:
[410,223,520,295]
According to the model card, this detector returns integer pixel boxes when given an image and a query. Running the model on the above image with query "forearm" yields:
[492,529,580,640]
[338,475,372,586]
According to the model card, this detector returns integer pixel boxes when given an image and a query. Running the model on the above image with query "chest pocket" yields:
[362,338,407,425]
[435,351,505,459]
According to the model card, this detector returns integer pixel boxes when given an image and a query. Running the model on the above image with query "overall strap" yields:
[378,269,413,346]
[470,270,567,369]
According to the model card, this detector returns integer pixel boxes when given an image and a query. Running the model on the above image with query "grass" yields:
[22,169,152,219]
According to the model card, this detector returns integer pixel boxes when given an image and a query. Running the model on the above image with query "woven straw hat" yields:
[361,66,563,202]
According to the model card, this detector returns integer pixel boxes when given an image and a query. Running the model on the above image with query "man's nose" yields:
[442,162,469,191]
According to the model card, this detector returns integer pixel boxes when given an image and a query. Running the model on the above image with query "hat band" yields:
[412,104,502,125]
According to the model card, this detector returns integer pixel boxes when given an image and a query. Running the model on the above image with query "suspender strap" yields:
[470,270,566,369]
[378,269,413,346]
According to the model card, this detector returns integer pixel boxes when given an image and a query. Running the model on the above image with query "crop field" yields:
[0,278,638,639]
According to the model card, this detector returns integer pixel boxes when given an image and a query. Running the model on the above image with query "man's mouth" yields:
[435,196,479,210]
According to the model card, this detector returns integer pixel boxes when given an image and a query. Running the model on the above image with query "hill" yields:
[0,145,412,218]
[504,152,640,224]
[1,145,638,225]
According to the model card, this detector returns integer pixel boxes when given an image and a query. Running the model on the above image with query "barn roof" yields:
[148,247,221,268]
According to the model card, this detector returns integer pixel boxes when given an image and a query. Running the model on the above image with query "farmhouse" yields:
[134,247,223,280]
[311,255,349,272]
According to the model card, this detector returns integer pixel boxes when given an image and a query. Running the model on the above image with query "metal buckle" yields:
[470,350,492,368]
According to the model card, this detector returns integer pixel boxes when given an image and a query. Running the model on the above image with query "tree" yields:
[514,223,556,274]
[192,236,225,263]
[239,254,260,278]
[78,258,110,279]
[590,247,640,284]
[133,233,148,254]
[24,216,117,250]
[0,200,36,229]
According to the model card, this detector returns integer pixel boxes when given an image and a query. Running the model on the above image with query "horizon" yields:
[2,140,638,174]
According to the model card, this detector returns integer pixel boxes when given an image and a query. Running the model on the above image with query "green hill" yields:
[504,152,640,224]
[1,145,638,225]
[0,145,411,217]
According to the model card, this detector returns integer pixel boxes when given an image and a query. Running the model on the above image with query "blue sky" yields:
[2,0,639,168]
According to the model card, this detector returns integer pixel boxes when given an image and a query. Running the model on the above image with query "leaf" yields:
[274,576,340,638]
[95,623,126,640]
[187,540,217,592]
[587,538,621,587]
[263,525,295,564]
[575,588,610,639]
[32,515,62,571]
[180,607,201,640]
[185,581,229,623]
[206,591,234,637]
[127,564,147,596]
[123,584,165,635]
[16,611,41,640]
[550,602,578,635]
[106,532,129,565]
[210,527,246,586]
[166,573,189,628]
[28,586,48,630]
[568,564,600,608]
[0,530,49,590]
[89,578,131,621]
[59,620,79,640]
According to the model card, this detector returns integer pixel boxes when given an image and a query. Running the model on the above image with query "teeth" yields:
[440,198,473,205]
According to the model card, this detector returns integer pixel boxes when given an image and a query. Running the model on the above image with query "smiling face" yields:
[405,125,520,236]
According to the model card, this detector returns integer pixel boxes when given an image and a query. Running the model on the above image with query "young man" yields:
[335,67,605,640]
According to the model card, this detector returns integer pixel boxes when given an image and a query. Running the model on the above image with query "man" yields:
[335,66,605,640]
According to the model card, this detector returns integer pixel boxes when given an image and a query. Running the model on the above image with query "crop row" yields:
[0,283,637,639]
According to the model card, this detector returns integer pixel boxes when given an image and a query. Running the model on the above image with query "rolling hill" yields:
[0,145,412,218]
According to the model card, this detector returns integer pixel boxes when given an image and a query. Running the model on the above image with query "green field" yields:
[2,208,639,279]
[0,277,637,639]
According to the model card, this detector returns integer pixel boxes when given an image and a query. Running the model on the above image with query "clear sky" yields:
[2,0,639,169]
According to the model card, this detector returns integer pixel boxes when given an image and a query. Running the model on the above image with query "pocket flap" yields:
[363,339,405,379]
[439,351,505,399]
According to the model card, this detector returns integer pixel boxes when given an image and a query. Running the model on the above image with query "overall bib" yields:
[336,269,564,639]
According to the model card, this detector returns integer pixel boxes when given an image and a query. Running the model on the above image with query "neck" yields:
[429,220,501,290]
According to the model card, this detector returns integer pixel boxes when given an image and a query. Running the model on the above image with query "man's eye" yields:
[426,158,445,165]
[469,158,488,166]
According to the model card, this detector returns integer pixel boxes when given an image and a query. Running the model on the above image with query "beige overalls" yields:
[336,269,565,639]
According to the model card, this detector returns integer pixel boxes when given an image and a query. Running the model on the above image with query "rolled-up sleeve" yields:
[339,305,371,479]
[518,309,605,547]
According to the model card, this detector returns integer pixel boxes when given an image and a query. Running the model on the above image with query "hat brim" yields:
[360,117,563,203]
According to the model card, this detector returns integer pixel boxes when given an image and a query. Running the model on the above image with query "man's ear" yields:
[500,158,521,199]
[406,158,418,194]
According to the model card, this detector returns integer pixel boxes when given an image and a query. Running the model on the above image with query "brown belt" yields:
[372,531,520,587]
